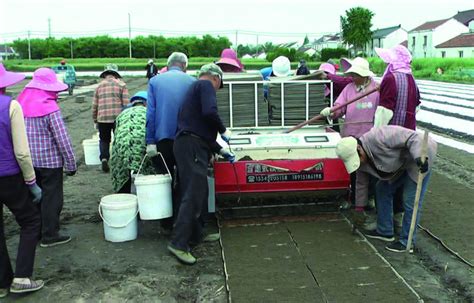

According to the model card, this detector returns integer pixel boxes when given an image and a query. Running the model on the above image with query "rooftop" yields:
[452,9,474,26]
[409,19,449,32]
[372,25,402,39]
[436,33,474,48]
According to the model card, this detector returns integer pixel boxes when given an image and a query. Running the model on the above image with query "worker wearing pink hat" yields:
[17,67,76,249]
[0,63,44,296]
[216,48,244,73]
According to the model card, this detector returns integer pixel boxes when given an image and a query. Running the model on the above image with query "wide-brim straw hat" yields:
[336,137,360,174]
[343,57,374,77]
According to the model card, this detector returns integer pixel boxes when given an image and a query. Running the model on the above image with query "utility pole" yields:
[235,30,238,49]
[70,40,74,59]
[48,18,51,38]
[27,30,32,60]
[153,40,156,59]
[128,13,132,58]
[256,35,259,55]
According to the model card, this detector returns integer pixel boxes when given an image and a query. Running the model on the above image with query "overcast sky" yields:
[1,0,473,45]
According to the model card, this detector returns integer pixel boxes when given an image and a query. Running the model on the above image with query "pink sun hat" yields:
[0,63,26,89]
[216,48,243,72]
[318,63,336,75]
[25,68,68,92]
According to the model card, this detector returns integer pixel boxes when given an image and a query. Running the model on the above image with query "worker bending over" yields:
[336,126,436,252]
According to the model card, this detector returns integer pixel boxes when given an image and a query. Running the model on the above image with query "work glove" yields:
[220,129,232,143]
[65,170,76,176]
[415,157,429,173]
[320,107,332,117]
[28,183,42,204]
[146,144,158,158]
[219,148,236,163]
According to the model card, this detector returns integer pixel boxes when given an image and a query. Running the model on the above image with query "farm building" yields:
[313,33,344,51]
[435,32,474,58]
[0,45,18,60]
[408,9,474,58]
[365,25,408,57]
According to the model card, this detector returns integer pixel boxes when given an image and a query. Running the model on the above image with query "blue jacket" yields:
[146,67,195,144]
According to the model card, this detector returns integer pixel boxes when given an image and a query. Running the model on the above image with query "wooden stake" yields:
[406,130,430,253]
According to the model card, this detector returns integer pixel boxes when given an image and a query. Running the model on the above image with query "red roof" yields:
[400,40,408,47]
[436,33,474,48]
[409,19,449,32]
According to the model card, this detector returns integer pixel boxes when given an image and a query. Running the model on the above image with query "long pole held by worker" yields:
[406,130,430,253]
[284,86,380,134]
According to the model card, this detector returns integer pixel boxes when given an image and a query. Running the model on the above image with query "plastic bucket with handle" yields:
[99,194,138,242]
[83,139,101,165]
[133,153,173,220]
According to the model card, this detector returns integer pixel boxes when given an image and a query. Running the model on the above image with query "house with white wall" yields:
[366,25,408,56]
[435,20,474,58]
[0,45,17,61]
[408,18,468,58]
[313,33,344,51]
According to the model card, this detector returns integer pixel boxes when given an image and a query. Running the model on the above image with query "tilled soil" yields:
[3,77,474,302]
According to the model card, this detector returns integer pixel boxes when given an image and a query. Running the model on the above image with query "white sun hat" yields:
[336,137,360,174]
[272,56,292,77]
[344,57,374,77]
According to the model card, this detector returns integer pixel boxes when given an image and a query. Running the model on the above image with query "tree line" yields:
[12,35,232,59]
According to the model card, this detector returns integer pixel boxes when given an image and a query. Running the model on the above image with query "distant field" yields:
[3,57,473,83]
[2,57,324,72]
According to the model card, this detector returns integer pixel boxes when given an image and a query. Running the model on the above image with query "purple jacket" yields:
[0,95,21,177]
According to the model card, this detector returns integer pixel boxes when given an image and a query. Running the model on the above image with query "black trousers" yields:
[393,185,404,214]
[0,174,41,287]
[171,135,210,251]
[98,122,115,160]
[152,139,178,230]
[35,168,64,240]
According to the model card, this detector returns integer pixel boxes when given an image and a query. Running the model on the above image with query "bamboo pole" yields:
[406,130,430,253]
[284,86,379,134]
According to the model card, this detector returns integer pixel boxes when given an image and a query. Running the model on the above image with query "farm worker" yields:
[0,63,44,296]
[318,61,353,133]
[93,64,129,173]
[110,91,156,193]
[145,52,195,232]
[259,55,293,81]
[145,59,158,80]
[168,64,234,265]
[296,59,310,76]
[319,57,379,212]
[374,45,421,227]
[336,126,436,252]
[216,48,244,73]
[17,68,77,248]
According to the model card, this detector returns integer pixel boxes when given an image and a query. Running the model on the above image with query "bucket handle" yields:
[134,152,172,180]
[98,204,139,228]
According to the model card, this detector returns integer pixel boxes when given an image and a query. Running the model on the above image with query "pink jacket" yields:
[332,79,379,138]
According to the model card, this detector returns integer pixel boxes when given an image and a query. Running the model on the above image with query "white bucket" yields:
[99,194,138,242]
[83,139,101,165]
[134,174,173,220]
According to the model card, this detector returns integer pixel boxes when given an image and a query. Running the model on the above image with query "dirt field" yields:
[2,78,473,302]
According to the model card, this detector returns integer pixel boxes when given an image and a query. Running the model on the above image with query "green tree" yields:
[340,7,374,53]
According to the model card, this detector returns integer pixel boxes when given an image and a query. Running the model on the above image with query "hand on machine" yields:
[219,148,236,163]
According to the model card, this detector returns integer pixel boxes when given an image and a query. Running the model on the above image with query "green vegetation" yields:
[2,57,324,72]
[367,57,474,84]
[341,7,374,53]
[11,35,231,59]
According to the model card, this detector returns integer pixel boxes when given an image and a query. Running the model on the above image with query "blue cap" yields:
[130,91,147,103]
